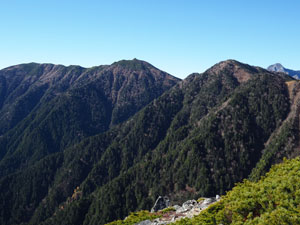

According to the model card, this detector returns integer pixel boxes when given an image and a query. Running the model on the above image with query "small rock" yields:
[151,196,170,212]
[173,205,181,211]
[135,219,152,225]
[175,206,186,214]
[198,197,215,209]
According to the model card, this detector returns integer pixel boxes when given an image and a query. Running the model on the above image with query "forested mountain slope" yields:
[0,59,179,178]
[0,60,298,225]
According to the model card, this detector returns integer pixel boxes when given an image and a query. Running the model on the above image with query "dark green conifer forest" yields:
[0,59,299,225]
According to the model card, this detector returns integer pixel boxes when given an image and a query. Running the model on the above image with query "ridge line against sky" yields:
[0,0,299,79]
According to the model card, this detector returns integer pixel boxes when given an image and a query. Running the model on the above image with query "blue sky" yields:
[0,0,299,78]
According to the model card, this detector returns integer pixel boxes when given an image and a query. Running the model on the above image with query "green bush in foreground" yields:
[106,207,177,225]
[106,210,160,225]
[160,207,176,213]
[174,157,300,224]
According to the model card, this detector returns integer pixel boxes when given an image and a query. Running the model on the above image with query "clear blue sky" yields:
[1,0,299,78]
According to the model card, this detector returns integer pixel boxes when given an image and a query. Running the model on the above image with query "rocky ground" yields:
[136,195,220,225]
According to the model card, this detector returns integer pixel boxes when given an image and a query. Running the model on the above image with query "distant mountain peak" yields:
[267,63,286,73]
[274,63,283,67]
[268,63,300,79]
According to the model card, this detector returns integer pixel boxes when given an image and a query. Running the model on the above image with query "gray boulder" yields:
[198,197,218,210]
[135,220,152,225]
[176,199,197,213]
[182,199,197,210]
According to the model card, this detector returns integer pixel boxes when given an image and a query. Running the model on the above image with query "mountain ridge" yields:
[28,60,292,224]
[0,58,179,132]
[0,59,298,225]
[0,59,180,178]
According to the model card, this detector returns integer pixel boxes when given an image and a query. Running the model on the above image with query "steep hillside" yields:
[0,59,178,134]
[78,68,290,225]
[249,80,300,181]
[0,63,88,134]
[0,59,179,178]
[0,60,295,225]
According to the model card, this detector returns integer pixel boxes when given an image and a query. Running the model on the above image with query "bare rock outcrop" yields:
[137,195,220,225]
